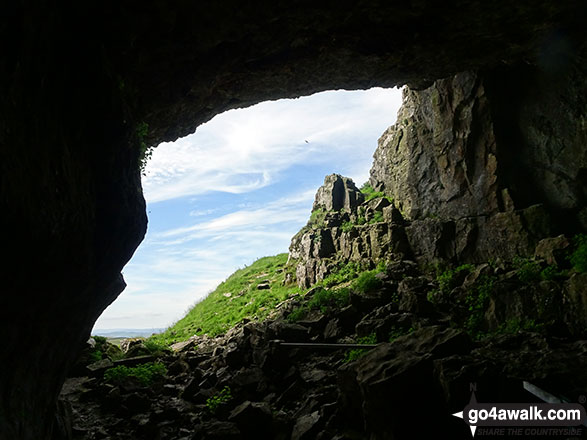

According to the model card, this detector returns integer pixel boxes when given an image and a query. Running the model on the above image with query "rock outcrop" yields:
[370,63,587,228]
[61,256,587,439]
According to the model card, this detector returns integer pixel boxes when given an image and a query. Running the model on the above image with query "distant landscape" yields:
[92,328,165,338]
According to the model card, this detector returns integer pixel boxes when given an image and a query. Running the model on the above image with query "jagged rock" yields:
[565,273,587,334]
[313,174,364,213]
[291,410,321,440]
[228,401,273,437]
[113,355,155,367]
[192,421,241,440]
[86,359,113,376]
[535,235,571,266]
[171,335,198,352]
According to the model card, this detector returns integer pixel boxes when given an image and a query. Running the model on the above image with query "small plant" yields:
[388,326,414,342]
[341,220,354,233]
[136,121,152,174]
[308,287,350,312]
[368,211,384,224]
[309,208,327,228]
[514,257,541,283]
[464,275,494,339]
[287,307,307,322]
[206,386,232,414]
[436,264,474,294]
[570,234,587,273]
[321,261,362,287]
[496,318,544,335]
[143,339,170,356]
[360,183,389,202]
[352,270,382,293]
[89,350,103,362]
[345,333,377,362]
[104,362,167,387]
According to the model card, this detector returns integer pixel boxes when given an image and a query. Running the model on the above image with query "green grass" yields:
[344,333,377,362]
[150,254,298,345]
[513,257,542,282]
[308,287,351,312]
[465,275,494,339]
[321,261,362,287]
[341,220,354,233]
[351,270,383,293]
[104,362,167,387]
[570,234,587,273]
[206,386,232,414]
[309,208,327,228]
[436,264,474,294]
[360,183,391,202]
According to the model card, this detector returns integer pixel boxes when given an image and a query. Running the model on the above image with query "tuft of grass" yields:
[341,220,354,233]
[344,333,377,362]
[104,362,167,387]
[308,287,351,312]
[513,257,542,283]
[309,208,327,228]
[322,261,362,287]
[150,254,298,345]
[360,183,390,202]
[496,318,544,335]
[368,211,384,224]
[287,307,307,322]
[206,386,232,414]
[570,234,587,273]
[352,270,383,293]
[465,275,494,339]
[436,264,474,294]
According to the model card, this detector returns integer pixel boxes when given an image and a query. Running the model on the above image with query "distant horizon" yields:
[92,87,403,331]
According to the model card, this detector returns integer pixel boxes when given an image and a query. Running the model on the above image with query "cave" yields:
[1,2,586,439]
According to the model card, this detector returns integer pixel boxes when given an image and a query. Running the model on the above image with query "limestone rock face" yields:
[370,60,587,226]
[370,72,500,220]
[312,174,364,213]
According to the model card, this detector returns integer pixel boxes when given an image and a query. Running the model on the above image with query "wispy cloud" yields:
[94,87,403,331]
[142,88,403,203]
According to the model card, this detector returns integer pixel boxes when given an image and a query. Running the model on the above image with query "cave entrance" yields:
[92,87,403,336]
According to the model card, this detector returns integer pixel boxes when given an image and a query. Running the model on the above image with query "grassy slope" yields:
[151,254,298,345]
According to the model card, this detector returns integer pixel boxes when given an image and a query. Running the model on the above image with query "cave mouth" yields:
[92,87,404,334]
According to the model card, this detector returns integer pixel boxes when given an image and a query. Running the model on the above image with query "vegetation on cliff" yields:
[151,254,299,345]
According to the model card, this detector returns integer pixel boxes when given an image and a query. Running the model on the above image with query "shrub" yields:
[465,276,494,338]
[514,257,541,282]
[570,234,587,273]
[206,386,232,414]
[341,221,354,233]
[287,307,307,322]
[143,339,169,356]
[436,264,474,294]
[321,261,361,287]
[344,333,377,362]
[389,326,415,342]
[360,183,388,202]
[308,287,350,312]
[104,362,167,387]
[352,270,382,293]
[309,208,327,227]
[496,318,544,335]
[369,211,384,224]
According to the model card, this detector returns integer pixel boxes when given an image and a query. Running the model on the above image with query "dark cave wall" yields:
[0,1,585,438]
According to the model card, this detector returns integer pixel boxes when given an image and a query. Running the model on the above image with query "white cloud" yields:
[142,88,403,203]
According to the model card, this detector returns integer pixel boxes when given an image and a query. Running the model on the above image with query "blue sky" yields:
[93,87,403,331]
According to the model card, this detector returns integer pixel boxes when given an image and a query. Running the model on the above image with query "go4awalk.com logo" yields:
[453,382,587,437]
